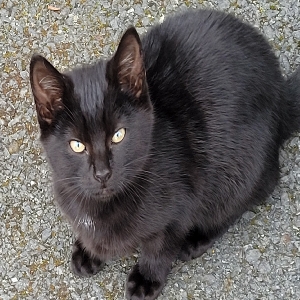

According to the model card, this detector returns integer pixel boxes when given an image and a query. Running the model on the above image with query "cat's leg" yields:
[71,239,104,277]
[125,231,181,300]
[178,226,222,261]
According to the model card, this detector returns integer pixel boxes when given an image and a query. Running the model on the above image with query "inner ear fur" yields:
[30,55,65,125]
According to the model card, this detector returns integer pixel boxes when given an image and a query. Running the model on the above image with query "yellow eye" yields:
[112,128,126,144]
[69,140,86,153]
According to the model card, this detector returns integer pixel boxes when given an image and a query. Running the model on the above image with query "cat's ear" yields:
[30,55,65,126]
[110,27,145,98]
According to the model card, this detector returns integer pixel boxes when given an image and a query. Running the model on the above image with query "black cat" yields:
[30,9,300,300]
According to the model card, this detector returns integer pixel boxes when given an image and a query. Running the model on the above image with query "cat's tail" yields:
[280,67,300,141]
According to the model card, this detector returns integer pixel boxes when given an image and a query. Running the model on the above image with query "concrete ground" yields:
[0,0,299,299]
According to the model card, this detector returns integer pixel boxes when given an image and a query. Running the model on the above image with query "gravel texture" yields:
[0,0,299,299]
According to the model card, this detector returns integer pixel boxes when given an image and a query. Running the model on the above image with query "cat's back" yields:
[141,9,283,134]
[142,9,282,98]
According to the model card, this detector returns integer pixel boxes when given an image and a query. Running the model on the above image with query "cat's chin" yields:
[90,188,115,201]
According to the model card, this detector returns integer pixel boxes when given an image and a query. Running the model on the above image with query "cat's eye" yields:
[69,140,86,153]
[112,128,126,144]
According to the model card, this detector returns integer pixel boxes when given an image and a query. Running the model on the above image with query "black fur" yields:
[30,9,300,300]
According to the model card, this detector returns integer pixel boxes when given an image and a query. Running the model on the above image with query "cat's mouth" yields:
[89,187,114,201]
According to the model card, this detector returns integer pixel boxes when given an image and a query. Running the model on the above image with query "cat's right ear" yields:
[30,55,65,127]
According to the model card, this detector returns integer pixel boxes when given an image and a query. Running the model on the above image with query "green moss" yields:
[288,192,296,202]
[99,280,121,300]
[144,8,152,15]
[265,204,272,212]
[291,247,298,256]
[230,0,241,9]
[187,292,195,299]
[135,19,143,28]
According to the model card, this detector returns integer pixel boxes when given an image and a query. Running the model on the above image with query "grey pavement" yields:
[0,0,299,299]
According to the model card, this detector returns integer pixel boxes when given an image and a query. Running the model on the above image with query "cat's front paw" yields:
[71,240,104,277]
[179,228,216,261]
[125,264,164,300]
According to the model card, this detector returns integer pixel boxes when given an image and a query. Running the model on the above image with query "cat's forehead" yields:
[68,60,108,114]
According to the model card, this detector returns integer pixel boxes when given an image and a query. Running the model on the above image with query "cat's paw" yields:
[179,228,215,261]
[71,240,104,277]
[125,265,164,300]
[178,242,212,261]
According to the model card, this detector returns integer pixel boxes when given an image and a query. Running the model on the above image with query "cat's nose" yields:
[93,168,112,183]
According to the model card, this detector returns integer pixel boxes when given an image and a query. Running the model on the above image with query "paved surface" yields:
[0,0,299,299]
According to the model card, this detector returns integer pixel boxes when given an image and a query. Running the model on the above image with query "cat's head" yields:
[30,28,153,203]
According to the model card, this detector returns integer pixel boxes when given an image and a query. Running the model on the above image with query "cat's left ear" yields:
[109,27,145,98]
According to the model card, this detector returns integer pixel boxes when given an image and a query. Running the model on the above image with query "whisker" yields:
[119,181,140,208]
[124,154,153,167]
[53,176,82,184]
[124,167,166,185]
